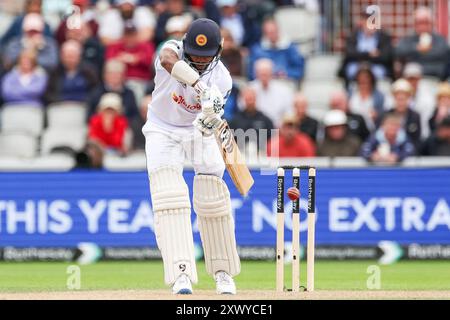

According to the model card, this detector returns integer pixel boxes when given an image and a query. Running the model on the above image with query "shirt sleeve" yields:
[214,64,233,104]
[160,39,183,59]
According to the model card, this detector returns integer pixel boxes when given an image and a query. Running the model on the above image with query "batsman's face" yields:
[189,55,214,71]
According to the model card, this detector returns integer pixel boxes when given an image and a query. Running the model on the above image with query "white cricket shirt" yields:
[146,40,232,130]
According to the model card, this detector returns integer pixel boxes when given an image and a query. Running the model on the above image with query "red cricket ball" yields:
[287,187,300,201]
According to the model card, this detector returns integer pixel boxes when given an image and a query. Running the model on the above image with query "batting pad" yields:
[150,166,198,285]
[193,175,241,277]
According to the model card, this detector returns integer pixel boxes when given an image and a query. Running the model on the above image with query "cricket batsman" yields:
[142,18,240,294]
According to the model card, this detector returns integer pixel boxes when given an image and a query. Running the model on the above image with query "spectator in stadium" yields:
[155,15,191,53]
[401,62,435,138]
[249,58,294,128]
[55,0,99,46]
[88,92,129,155]
[361,113,416,164]
[329,90,370,142]
[247,17,304,82]
[395,7,450,79]
[0,49,48,107]
[3,13,58,71]
[293,93,318,141]
[429,82,450,133]
[338,10,393,83]
[236,0,273,47]
[216,0,245,47]
[220,28,244,77]
[421,116,450,156]
[317,110,361,157]
[348,64,385,131]
[75,140,105,169]
[154,0,199,46]
[44,40,99,104]
[380,79,422,149]
[98,0,156,45]
[267,113,316,158]
[105,21,155,104]
[229,86,274,152]
[65,21,105,76]
[87,59,139,122]
[0,0,52,47]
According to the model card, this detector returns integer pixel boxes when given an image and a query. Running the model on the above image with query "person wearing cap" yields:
[106,20,155,104]
[87,59,139,121]
[267,112,316,158]
[339,10,393,83]
[88,92,129,154]
[329,90,371,142]
[395,7,450,79]
[142,18,240,295]
[421,116,450,156]
[0,0,53,48]
[317,110,361,157]
[429,82,450,134]
[98,0,156,45]
[154,0,199,46]
[3,13,58,71]
[361,113,416,164]
[247,17,304,82]
[379,79,422,149]
[154,15,191,55]
[44,40,99,104]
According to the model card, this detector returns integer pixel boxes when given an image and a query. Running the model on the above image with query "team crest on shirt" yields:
[172,92,201,111]
[195,34,207,46]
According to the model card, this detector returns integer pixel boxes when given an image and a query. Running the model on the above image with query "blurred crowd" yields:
[0,0,449,168]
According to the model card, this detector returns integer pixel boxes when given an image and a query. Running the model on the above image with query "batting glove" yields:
[193,80,209,96]
[200,85,224,115]
[193,109,224,136]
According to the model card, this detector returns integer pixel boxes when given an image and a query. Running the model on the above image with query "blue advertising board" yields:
[0,168,449,248]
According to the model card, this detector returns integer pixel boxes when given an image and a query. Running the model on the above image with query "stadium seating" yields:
[0,104,45,136]
[0,132,38,158]
[0,154,75,171]
[103,150,147,170]
[40,127,87,155]
[331,157,368,168]
[300,79,345,121]
[274,6,319,55]
[304,54,343,82]
[46,102,87,129]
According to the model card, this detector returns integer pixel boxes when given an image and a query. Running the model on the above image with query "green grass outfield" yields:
[0,260,449,292]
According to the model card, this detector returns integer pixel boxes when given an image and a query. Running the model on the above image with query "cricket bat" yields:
[214,120,254,196]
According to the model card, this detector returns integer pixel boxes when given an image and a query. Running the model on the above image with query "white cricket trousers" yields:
[143,122,225,177]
